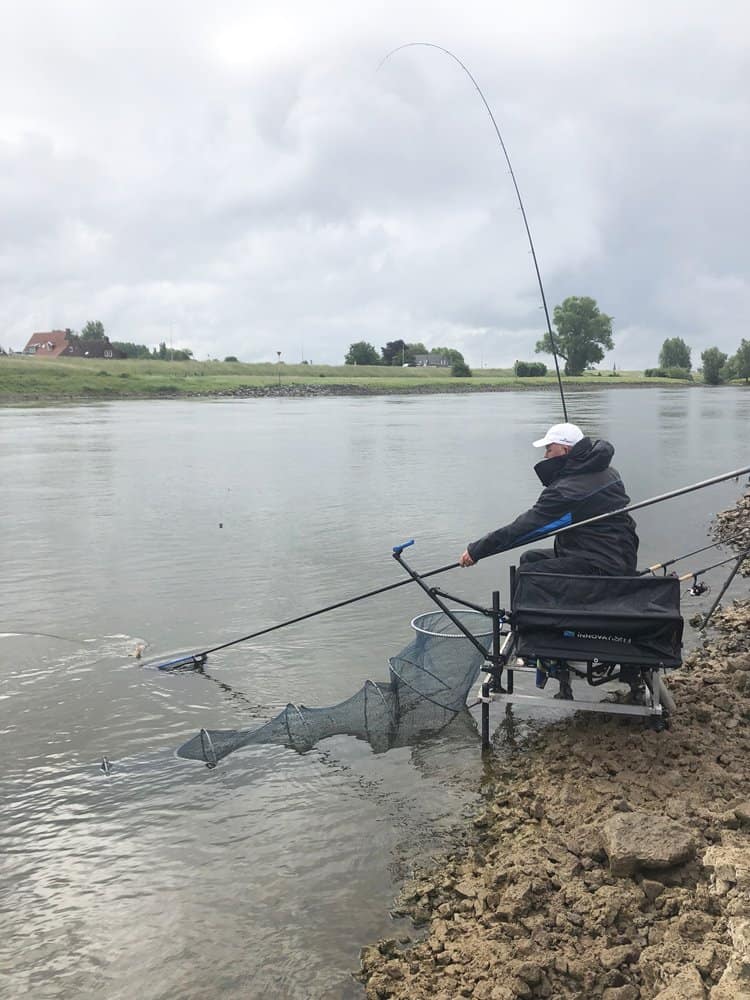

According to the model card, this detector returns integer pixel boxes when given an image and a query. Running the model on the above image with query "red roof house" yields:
[22,330,125,359]
[23,330,73,357]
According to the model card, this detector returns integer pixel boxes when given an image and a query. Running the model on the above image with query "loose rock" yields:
[602,813,696,877]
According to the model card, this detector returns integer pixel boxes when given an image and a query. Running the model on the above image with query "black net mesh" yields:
[177,610,492,766]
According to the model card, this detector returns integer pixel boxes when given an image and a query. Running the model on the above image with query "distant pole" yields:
[277,351,281,387]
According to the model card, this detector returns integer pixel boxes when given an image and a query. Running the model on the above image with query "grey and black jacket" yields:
[466,438,639,575]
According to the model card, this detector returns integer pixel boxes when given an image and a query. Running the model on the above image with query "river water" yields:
[1,387,748,999]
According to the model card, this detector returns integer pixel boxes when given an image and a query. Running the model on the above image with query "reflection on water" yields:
[1,388,748,998]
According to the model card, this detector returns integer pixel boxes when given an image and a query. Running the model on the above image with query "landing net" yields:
[176,609,492,766]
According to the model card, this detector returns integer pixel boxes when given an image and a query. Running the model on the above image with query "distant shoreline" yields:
[0,382,704,405]
[1,356,738,404]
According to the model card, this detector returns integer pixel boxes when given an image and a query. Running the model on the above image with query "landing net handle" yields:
[392,542,511,748]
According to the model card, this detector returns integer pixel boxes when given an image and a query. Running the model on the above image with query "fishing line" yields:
[379,42,568,421]
[0,629,92,643]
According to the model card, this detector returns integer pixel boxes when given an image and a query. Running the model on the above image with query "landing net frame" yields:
[410,609,494,639]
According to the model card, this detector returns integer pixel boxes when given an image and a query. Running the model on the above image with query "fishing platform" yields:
[394,545,683,748]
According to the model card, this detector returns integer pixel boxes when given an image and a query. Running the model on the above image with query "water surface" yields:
[1,388,748,998]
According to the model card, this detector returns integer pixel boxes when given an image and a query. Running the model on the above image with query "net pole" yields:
[393,550,491,659]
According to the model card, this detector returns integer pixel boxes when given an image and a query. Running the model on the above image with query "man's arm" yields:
[462,486,573,565]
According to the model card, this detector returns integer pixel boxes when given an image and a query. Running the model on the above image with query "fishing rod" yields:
[675,553,746,594]
[547,464,750,541]
[151,560,459,670]
[698,544,750,631]
[639,532,745,576]
[379,42,568,422]
[152,463,750,672]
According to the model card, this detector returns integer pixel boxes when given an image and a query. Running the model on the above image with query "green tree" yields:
[153,341,192,360]
[700,347,728,385]
[112,341,152,359]
[451,360,472,377]
[732,339,750,383]
[433,346,465,364]
[81,320,106,340]
[345,341,380,365]
[514,360,547,377]
[404,342,428,365]
[381,339,408,365]
[721,355,738,382]
[535,296,614,376]
[659,337,691,370]
[224,356,239,363]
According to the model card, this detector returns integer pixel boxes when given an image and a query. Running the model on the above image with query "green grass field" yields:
[0,355,700,403]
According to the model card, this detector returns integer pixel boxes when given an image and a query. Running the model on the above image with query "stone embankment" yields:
[713,489,750,573]
[197,382,499,398]
[359,496,750,1000]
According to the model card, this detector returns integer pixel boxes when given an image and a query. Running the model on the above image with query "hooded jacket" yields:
[466,437,639,575]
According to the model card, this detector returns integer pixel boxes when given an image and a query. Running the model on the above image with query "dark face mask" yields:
[534,454,569,487]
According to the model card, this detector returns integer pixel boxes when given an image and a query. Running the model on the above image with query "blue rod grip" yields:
[392,539,415,555]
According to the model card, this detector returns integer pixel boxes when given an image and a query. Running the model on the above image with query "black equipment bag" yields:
[511,572,683,667]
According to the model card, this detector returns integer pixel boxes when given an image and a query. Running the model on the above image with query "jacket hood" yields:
[534,437,614,486]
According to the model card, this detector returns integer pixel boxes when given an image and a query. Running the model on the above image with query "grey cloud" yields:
[1,2,748,366]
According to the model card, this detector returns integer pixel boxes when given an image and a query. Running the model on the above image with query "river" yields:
[1,387,748,999]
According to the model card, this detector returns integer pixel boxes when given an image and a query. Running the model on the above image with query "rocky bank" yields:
[358,501,750,1000]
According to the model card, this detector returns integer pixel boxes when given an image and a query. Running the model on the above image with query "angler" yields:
[459,422,639,577]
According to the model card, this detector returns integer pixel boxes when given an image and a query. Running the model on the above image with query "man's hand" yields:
[459,549,475,567]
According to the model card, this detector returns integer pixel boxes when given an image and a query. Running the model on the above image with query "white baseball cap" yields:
[532,422,584,448]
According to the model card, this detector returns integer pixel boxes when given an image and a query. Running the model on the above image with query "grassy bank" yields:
[0,355,700,403]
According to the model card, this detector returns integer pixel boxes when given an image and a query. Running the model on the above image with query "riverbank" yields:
[358,509,750,998]
[0,356,702,403]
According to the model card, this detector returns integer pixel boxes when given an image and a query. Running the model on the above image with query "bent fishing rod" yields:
[379,42,568,421]
[151,463,750,671]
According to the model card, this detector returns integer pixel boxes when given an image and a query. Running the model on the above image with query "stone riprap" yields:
[359,531,750,999]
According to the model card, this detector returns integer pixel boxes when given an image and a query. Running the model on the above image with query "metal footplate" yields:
[477,662,675,729]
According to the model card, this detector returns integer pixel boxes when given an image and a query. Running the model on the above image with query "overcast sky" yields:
[2,1,748,367]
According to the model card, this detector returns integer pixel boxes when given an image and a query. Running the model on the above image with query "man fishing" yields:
[459,422,639,576]
[459,422,639,699]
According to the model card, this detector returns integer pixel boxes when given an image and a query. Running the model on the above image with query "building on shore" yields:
[22,330,125,359]
[413,352,451,367]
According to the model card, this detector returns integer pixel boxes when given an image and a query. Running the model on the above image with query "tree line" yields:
[645,336,750,385]
[345,340,471,376]
[69,314,750,383]
[346,298,748,385]
[345,298,616,377]
[74,321,194,361]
